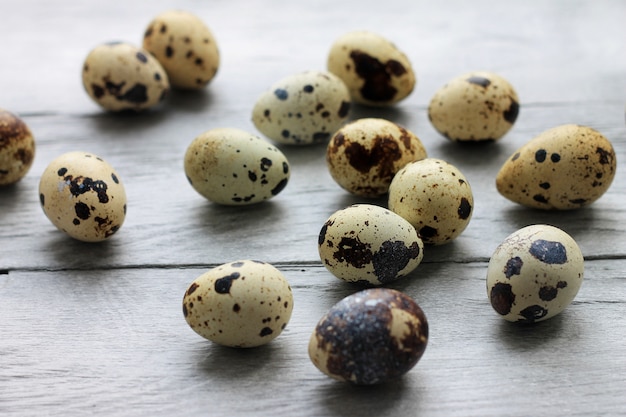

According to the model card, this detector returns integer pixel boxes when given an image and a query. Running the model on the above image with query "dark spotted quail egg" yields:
[252,71,351,145]
[388,158,473,245]
[184,128,290,205]
[82,42,169,111]
[487,224,584,323]
[327,31,415,106]
[308,288,428,384]
[428,71,519,142]
[496,124,617,210]
[326,118,427,197]
[38,152,126,242]
[143,10,219,89]
[0,109,35,186]
[182,260,294,348]
[318,204,424,286]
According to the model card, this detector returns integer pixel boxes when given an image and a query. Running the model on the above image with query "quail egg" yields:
[428,71,519,142]
[309,288,428,384]
[496,124,617,209]
[82,42,169,111]
[486,224,584,323]
[184,128,290,205]
[318,204,424,286]
[39,151,127,242]
[143,10,219,89]
[0,109,35,186]
[326,118,427,197]
[183,260,294,348]
[252,70,351,145]
[327,31,415,106]
[388,158,473,245]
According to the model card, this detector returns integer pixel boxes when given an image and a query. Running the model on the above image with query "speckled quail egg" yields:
[0,109,35,186]
[388,158,473,245]
[309,288,428,384]
[318,204,424,286]
[428,71,519,142]
[326,118,427,197]
[184,128,290,205]
[38,152,126,242]
[182,260,294,348]
[252,71,351,145]
[82,42,169,111]
[487,224,584,323]
[496,124,617,210]
[143,10,219,89]
[327,31,415,106]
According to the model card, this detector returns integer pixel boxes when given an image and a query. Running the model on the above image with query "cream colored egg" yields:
[318,204,424,285]
[486,224,584,323]
[0,109,35,186]
[496,124,616,210]
[82,42,169,111]
[252,71,351,145]
[308,288,428,384]
[326,118,427,197]
[143,10,219,89]
[327,31,415,106]
[388,158,473,245]
[182,260,294,348]
[184,128,290,205]
[428,71,519,142]
[38,152,127,242]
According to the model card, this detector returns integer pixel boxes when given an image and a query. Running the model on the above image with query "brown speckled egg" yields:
[326,118,427,197]
[182,260,294,348]
[496,124,617,210]
[0,109,35,186]
[82,42,169,111]
[327,31,415,106]
[143,10,219,89]
[38,152,126,242]
[308,288,428,384]
[428,71,519,142]
[486,224,584,323]
[184,128,290,205]
[388,158,473,245]
[318,204,424,286]
[252,70,351,145]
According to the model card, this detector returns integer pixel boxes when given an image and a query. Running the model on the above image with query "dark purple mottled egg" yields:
[308,288,428,384]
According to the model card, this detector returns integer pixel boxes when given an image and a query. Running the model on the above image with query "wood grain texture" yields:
[1,0,625,416]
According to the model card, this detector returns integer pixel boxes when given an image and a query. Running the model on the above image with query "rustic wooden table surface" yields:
[1,1,625,416]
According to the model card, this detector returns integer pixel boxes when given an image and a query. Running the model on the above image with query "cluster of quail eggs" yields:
[4,12,621,390]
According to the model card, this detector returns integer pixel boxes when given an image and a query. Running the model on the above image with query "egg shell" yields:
[318,204,424,286]
[327,31,415,106]
[326,118,427,197]
[0,109,35,186]
[38,152,127,242]
[388,158,473,245]
[82,42,169,111]
[252,71,351,145]
[496,124,617,210]
[486,224,584,323]
[143,10,219,89]
[428,71,519,142]
[184,128,290,205]
[182,260,294,348]
[308,288,428,384]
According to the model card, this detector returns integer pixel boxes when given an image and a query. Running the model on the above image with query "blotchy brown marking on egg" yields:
[538,286,558,301]
[458,198,472,219]
[529,239,567,264]
[518,305,548,322]
[418,226,438,240]
[596,147,614,165]
[503,98,520,124]
[338,101,351,118]
[214,272,240,294]
[372,240,421,283]
[349,51,402,102]
[504,257,523,278]
[490,282,515,315]
[333,236,373,268]
[344,136,402,182]
[319,221,332,245]
[466,76,491,87]
[0,111,31,148]
[259,327,273,337]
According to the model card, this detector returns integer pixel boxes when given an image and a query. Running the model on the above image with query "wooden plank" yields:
[1,260,624,416]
